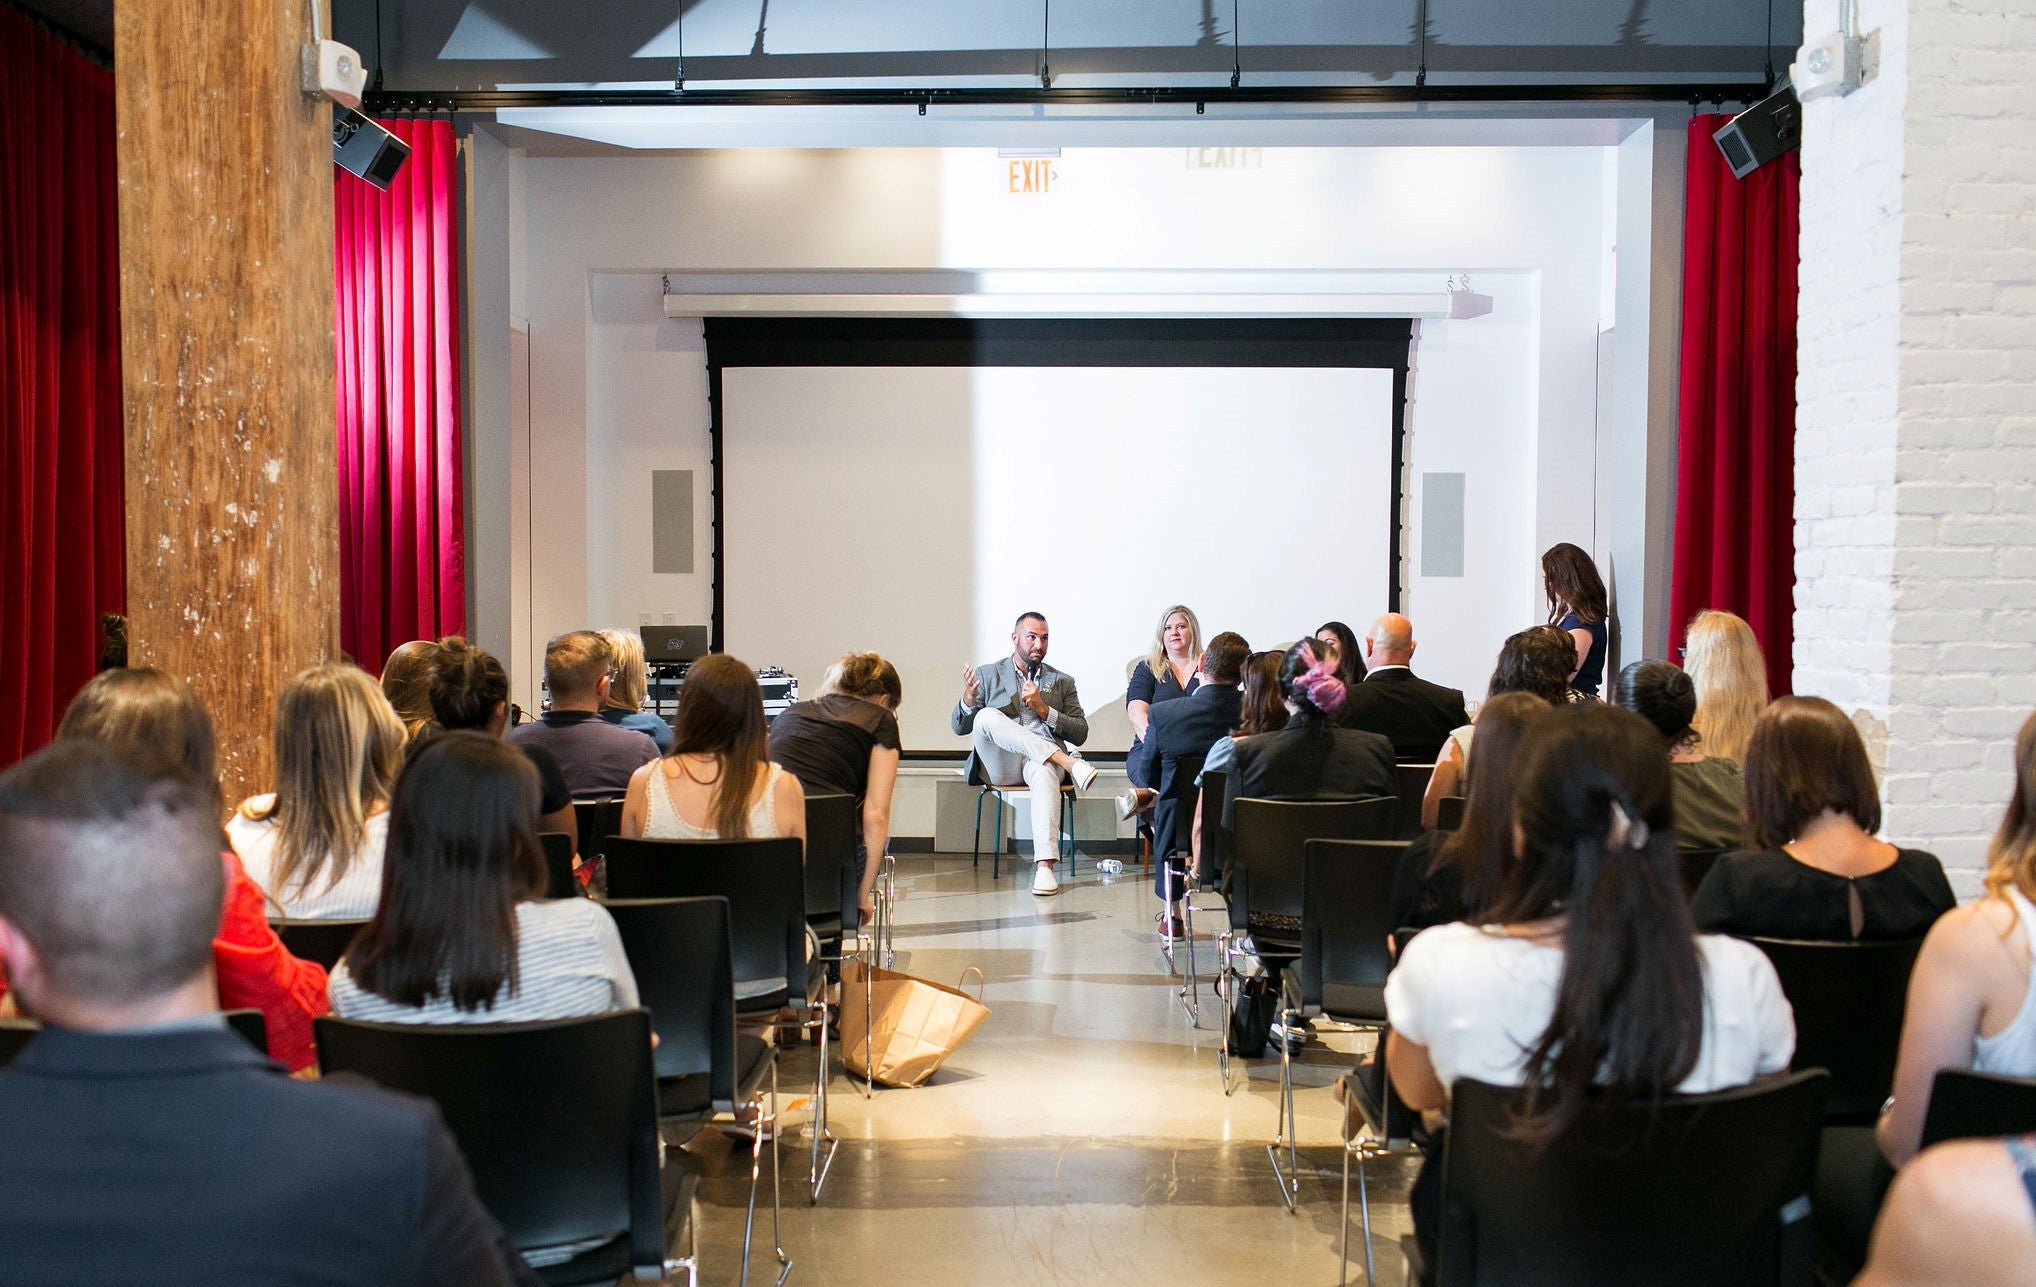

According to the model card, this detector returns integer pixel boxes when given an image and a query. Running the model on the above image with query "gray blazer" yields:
[952,656,1088,784]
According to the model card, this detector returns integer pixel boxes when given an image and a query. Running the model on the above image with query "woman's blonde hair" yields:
[1144,605,1203,687]
[1985,713,2036,906]
[1683,610,1768,761]
[598,628,648,711]
[380,639,442,741]
[247,663,405,905]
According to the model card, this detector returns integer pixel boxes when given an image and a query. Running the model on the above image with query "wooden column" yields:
[115,0,340,806]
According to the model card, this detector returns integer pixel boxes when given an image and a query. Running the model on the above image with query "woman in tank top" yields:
[620,653,807,846]
[1881,711,2036,1166]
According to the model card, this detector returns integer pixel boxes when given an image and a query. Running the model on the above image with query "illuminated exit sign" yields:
[1007,159,1058,193]
[1185,147,1263,169]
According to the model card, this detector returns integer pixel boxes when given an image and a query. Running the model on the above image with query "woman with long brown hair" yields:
[621,653,806,845]
[1542,541,1610,696]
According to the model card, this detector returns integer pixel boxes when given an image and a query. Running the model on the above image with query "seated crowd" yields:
[3,535,2035,1282]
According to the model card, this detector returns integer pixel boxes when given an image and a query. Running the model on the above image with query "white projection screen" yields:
[716,328,1403,752]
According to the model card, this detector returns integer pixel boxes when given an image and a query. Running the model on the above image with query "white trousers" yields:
[973,709,1068,862]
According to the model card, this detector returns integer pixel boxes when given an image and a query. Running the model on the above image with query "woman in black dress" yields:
[1541,542,1609,697]
[767,653,903,918]
[1119,604,1202,818]
[1691,696,1954,941]
[1314,620,1366,690]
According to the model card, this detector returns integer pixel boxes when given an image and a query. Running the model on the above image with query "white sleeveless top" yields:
[1974,888,2036,1075]
[644,760,785,840]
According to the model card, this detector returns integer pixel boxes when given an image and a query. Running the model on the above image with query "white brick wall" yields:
[1797,0,2036,894]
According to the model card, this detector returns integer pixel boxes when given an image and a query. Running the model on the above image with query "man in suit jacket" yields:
[1147,632,1249,935]
[951,611,1095,895]
[0,742,530,1287]
[1336,613,1471,762]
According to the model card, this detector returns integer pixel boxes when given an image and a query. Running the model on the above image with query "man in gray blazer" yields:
[952,611,1097,895]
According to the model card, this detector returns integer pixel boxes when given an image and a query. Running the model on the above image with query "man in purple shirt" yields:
[507,631,659,797]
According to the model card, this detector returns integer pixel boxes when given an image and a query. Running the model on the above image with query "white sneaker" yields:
[1115,790,1141,820]
[1032,862,1061,896]
[1067,758,1099,792]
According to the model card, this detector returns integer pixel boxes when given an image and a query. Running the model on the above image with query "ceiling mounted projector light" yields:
[1447,276,1493,320]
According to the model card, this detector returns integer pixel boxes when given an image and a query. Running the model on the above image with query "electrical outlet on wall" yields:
[639,612,654,626]
[661,612,678,625]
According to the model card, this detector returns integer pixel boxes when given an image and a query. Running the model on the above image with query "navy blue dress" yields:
[1125,660,1199,789]
[1559,612,1608,697]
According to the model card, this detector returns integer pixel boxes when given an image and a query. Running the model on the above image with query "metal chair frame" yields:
[971,781,1077,880]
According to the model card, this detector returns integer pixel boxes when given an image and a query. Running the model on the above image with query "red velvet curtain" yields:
[1670,115,1800,698]
[333,117,467,673]
[0,10,126,766]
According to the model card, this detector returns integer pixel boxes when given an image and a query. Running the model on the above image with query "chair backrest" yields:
[574,797,625,860]
[1435,794,1466,832]
[602,837,806,995]
[1199,769,1230,885]
[1298,839,1404,1021]
[270,918,371,972]
[1393,763,1436,839]
[1153,751,1206,861]
[1438,1071,1829,1287]
[1230,797,1397,932]
[0,1009,269,1065]
[1921,1069,2036,1149]
[537,831,580,899]
[316,1009,661,1267]
[802,792,857,930]
[602,896,739,1105]
[1680,847,1727,898]
[1748,935,1924,1119]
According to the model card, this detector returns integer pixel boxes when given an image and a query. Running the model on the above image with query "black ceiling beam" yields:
[363,80,1768,115]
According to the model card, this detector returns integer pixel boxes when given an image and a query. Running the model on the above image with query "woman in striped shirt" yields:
[330,732,638,1024]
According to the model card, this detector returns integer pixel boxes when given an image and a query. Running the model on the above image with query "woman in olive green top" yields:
[1613,660,1745,852]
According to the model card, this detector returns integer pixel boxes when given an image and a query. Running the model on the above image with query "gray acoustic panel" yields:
[1421,472,1466,578]
[651,470,694,574]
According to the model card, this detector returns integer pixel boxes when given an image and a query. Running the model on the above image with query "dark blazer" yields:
[1336,666,1470,763]
[1148,683,1244,862]
[1222,722,1398,828]
[0,1024,526,1287]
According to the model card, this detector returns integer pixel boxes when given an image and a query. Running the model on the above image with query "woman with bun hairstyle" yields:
[426,637,579,845]
[1613,659,1746,854]
[1420,624,1583,830]
[379,639,442,743]
[768,652,903,918]
[1217,637,1397,846]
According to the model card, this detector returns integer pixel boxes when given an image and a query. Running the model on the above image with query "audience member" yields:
[1691,696,1953,942]
[1879,710,2036,1167]
[623,654,807,845]
[1388,691,1549,935]
[426,638,578,844]
[952,611,1097,897]
[1854,1136,2036,1287]
[1336,612,1471,762]
[0,741,526,1285]
[379,639,442,743]
[1385,703,1794,1255]
[97,611,127,671]
[1191,650,1288,872]
[768,651,903,917]
[1419,624,1577,828]
[1314,620,1366,690]
[1145,631,1248,937]
[47,668,328,1072]
[228,663,403,921]
[1613,659,1746,854]
[1120,605,1203,821]
[596,627,675,752]
[1683,608,1769,762]
[1220,638,1396,834]
[1541,541,1610,696]
[330,733,637,1024]
[506,630,659,797]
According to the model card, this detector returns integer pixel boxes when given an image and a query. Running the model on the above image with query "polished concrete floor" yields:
[690,853,1418,1287]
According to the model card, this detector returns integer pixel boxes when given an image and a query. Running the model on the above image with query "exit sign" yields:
[1007,159,1058,194]
[1185,147,1263,170]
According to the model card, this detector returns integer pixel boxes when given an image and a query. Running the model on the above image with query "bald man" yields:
[1335,613,1469,762]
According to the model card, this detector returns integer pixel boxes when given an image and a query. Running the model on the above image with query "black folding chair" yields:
[1269,838,1404,1213]
[1217,796,1396,1093]
[1393,763,1436,839]
[1434,795,1466,832]
[1921,1068,2036,1149]
[538,831,580,899]
[603,896,782,1285]
[1680,847,1728,898]
[1198,769,1231,894]
[315,1010,696,1287]
[1748,936,1924,1121]
[1155,751,1207,1015]
[602,836,837,1202]
[269,918,370,972]
[1406,1071,1829,1287]
[0,1009,269,1065]
[802,793,855,965]
[573,797,625,863]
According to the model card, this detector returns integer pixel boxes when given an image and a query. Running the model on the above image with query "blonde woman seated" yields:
[597,627,675,753]
[622,654,806,846]
[1683,608,1769,763]
[228,663,405,920]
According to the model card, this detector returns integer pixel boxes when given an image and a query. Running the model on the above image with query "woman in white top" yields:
[1881,711,2036,1166]
[621,654,806,846]
[330,732,638,1024]
[1386,703,1795,1254]
[228,663,404,921]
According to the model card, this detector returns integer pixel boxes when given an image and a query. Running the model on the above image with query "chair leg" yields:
[1358,1144,1376,1287]
[738,1085,764,1287]
[1341,1138,1352,1287]
[1267,1003,1300,1212]
[767,1059,791,1285]
[992,791,1003,882]
[1160,863,1177,973]
[808,996,837,1202]
[1216,931,1236,1095]
[880,853,897,969]
[972,789,985,870]
[1179,877,1200,1019]
[1062,790,1076,879]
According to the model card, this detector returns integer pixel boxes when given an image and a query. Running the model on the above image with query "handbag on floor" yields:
[839,960,991,1088]
[1227,972,1277,1057]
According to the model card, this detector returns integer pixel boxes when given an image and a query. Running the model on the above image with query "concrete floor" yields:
[688,853,1418,1287]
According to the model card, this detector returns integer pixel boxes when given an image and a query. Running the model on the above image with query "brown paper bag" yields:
[838,960,991,1088]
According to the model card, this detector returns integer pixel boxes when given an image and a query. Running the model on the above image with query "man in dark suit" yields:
[1146,631,1249,936]
[0,741,530,1287]
[1336,612,1471,762]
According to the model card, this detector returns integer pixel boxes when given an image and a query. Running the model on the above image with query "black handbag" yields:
[1226,973,1277,1057]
